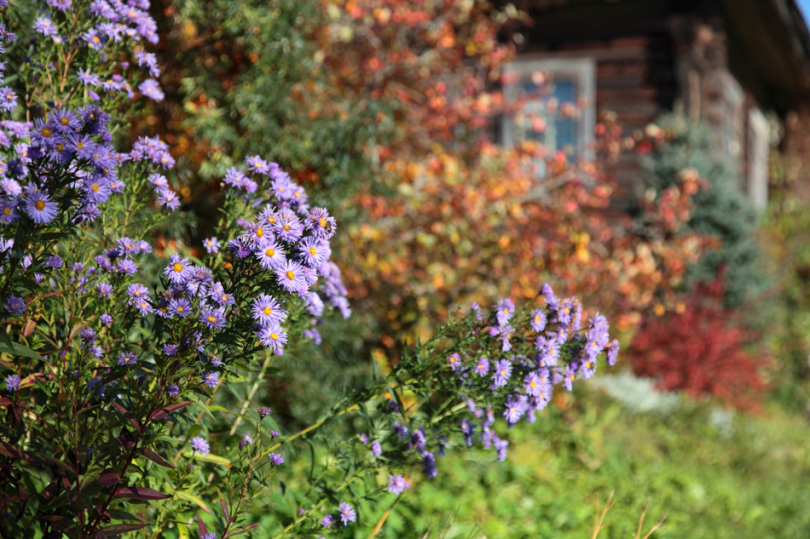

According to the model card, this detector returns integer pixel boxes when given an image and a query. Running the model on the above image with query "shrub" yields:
[627,277,766,410]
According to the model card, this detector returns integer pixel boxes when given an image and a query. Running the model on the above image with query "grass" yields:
[356,380,810,538]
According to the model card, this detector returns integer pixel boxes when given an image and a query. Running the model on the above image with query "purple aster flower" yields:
[541,282,559,310]
[6,374,22,393]
[251,294,286,326]
[447,352,462,372]
[24,190,58,224]
[421,451,437,478]
[581,356,597,379]
[1,178,21,198]
[190,436,209,455]
[297,237,328,268]
[338,502,356,526]
[536,335,560,367]
[5,295,24,314]
[134,298,153,315]
[46,255,63,269]
[254,238,286,270]
[493,436,509,461]
[158,188,180,211]
[47,0,71,10]
[100,313,113,325]
[557,298,575,326]
[392,422,408,438]
[606,339,619,366]
[80,328,97,345]
[492,359,512,388]
[387,474,411,495]
[163,344,179,356]
[321,515,333,528]
[34,17,57,37]
[563,366,577,391]
[245,155,271,174]
[201,371,219,389]
[306,207,337,239]
[258,407,272,418]
[139,79,164,101]
[530,309,547,332]
[50,108,80,133]
[0,199,18,225]
[201,534,217,539]
[0,87,17,112]
[268,453,284,466]
[200,306,226,330]
[497,325,513,352]
[358,433,369,444]
[257,323,287,350]
[117,351,137,366]
[495,298,515,326]
[272,208,304,243]
[239,433,253,448]
[4,374,21,392]
[169,298,192,318]
[164,253,192,284]
[127,283,149,301]
[460,418,476,446]
[503,397,524,425]
[371,441,382,456]
[275,259,308,294]
[97,282,113,297]
[78,69,100,86]
[203,237,220,254]
[117,259,138,276]
[83,29,106,50]
[167,385,180,397]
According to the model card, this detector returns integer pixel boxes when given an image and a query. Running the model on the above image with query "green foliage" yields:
[352,386,810,539]
[641,113,765,308]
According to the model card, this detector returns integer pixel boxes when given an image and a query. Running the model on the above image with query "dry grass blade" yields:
[365,494,403,539]
[634,497,667,539]
[590,490,616,539]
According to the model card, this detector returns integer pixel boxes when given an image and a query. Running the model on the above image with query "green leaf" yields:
[176,490,210,513]
[190,452,231,467]
[0,334,44,361]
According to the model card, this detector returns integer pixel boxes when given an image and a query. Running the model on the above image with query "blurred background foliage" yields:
[129,0,810,535]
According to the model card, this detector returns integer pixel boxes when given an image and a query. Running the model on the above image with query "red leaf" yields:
[138,448,175,469]
[112,402,140,432]
[147,401,193,421]
[98,472,121,487]
[112,486,170,501]
[197,512,208,536]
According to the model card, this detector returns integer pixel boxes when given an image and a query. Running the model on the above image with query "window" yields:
[501,56,596,175]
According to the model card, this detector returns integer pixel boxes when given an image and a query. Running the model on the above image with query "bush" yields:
[627,277,766,410]
[640,113,765,309]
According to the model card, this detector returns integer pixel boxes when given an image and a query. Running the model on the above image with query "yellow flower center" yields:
[283,225,290,231]
[309,247,317,255]
[3,208,10,216]
[294,191,301,198]
[268,217,276,224]
[208,316,217,323]
[319,217,327,228]
[265,248,275,257]
[263,306,272,316]
[35,200,46,211]
[41,128,52,138]
[76,141,84,149]
[285,270,295,281]
[92,36,100,43]
[500,369,506,375]
[91,183,100,192]
[270,333,278,340]
[256,228,264,237]
[173,263,183,273]
[59,117,69,126]
[530,381,536,387]
[534,315,540,323]
[176,306,184,312]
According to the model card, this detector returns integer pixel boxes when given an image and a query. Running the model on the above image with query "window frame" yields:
[500,56,597,162]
